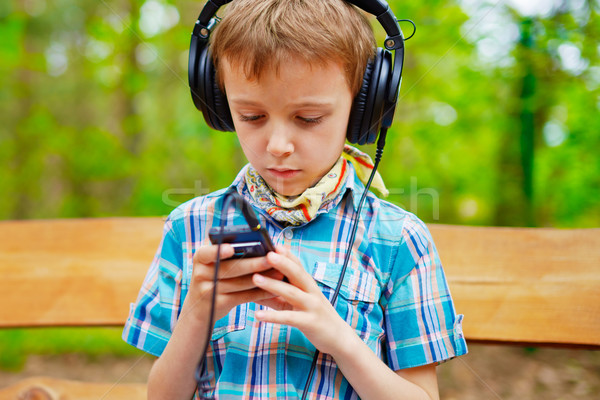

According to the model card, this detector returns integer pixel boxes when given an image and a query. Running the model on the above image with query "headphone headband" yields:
[194,0,403,51]
[189,0,406,143]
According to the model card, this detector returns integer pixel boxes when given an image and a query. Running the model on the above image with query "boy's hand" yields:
[252,246,352,355]
[182,244,284,324]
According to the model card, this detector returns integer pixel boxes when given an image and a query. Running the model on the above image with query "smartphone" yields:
[209,225,275,259]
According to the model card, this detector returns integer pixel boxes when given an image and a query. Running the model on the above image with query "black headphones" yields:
[189,0,405,146]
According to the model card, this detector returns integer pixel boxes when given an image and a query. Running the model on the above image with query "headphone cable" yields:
[195,193,237,399]
[300,127,387,400]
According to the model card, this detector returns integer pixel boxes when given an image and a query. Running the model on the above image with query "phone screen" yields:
[209,226,275,259]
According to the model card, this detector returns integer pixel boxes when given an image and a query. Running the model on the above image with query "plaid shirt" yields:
[123,164,467,399]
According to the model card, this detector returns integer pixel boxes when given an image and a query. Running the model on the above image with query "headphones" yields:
[188,0,405,146]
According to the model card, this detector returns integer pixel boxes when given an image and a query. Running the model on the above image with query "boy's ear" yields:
[189,33,235,132]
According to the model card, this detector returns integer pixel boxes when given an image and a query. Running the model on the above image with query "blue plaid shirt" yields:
[123,164,467,399]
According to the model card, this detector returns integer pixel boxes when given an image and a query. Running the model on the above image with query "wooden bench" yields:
[0,217,599,399]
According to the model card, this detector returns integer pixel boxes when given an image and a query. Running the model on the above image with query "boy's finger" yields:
[218,273,260,294]
[261,268,285,281]
[254,308,302,328]
[218,256,274,280]
[265,251,318,292]
[218,268,283,294]
[275,245,303,265]
[223,287,278,308]
[193,244,235,264]
[252,273,308,309]
[255,296,289,311]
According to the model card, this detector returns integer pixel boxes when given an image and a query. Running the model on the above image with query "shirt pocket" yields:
[210,303,249,341]
[312,261,382,341]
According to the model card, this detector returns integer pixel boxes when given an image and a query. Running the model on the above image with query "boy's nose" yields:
[266,124,294,157]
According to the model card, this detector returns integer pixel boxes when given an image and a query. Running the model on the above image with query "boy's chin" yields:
[265,181,307,198]
[267,175,326,198]
[258,174,304,197]
[272,185,306,198]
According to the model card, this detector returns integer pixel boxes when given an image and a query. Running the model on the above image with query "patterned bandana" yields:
[245,145,388,226]
[341,144,389,197]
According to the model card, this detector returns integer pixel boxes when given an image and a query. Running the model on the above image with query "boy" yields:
[123,0,467,399]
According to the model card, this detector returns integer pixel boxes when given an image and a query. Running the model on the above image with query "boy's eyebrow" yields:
[228,98,336,108]
[291,100,335,109]
[227,98,265,107]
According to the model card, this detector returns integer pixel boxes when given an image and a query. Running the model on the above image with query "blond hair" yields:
[209,0,376,96]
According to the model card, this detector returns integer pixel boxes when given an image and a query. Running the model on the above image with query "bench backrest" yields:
[1,218,598,347]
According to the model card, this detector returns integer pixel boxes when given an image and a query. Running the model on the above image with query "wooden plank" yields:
[429,224,600,347]
[0,377,146,400]
[1,217,598,347]
[0,217,164,327]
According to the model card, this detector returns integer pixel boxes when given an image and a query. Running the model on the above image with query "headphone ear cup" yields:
[204,53,235,131]
[347,57,374,144]
[189,34,205,115]
[189,35,234,132]
[347,48,392,145]
[211,79,234,132]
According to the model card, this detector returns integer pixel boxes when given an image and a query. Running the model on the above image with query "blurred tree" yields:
[0,0,598,227]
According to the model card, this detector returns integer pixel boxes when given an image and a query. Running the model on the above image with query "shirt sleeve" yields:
[122,214,184,357]
[381,214,467,370]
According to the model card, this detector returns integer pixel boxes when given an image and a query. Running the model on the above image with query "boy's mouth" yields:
[267,168,300,179]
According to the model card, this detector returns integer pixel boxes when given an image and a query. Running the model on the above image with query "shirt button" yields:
[283,229,294,240]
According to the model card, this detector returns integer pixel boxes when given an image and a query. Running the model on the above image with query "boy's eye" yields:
[297,116,323,125]
[239,114,264,122]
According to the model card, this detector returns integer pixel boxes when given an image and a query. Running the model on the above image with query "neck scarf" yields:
[245,145,388,226]
[341,144,389,197]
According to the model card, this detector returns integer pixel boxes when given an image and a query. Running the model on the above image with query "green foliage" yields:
[0,327,148,371]
[0,0,598,226]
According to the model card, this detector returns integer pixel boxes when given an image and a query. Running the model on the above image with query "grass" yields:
[0,327,146,371]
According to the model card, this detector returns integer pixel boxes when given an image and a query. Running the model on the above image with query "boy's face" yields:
[221,57,353,196]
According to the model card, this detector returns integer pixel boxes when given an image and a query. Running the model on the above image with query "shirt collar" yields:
[344,162,367,211]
